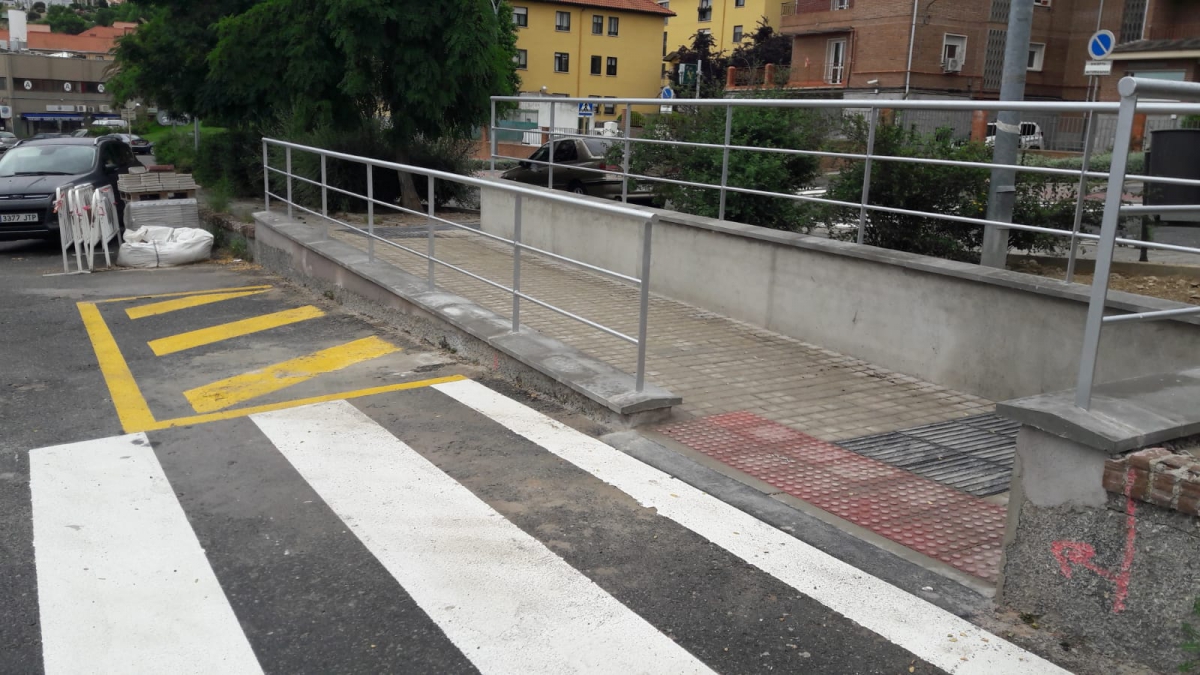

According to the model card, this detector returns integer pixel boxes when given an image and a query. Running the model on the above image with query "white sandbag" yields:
[117,225,214,268]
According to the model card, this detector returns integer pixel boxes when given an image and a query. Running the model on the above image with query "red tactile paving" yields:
[661,411,1007,583]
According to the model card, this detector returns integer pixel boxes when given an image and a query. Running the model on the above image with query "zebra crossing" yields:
[19,380,1069,675]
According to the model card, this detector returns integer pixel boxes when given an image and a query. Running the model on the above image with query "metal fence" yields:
[489,84,1200,410]
[261,138,659,391]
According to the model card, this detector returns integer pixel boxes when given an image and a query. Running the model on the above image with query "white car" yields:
[985,122,1044,150]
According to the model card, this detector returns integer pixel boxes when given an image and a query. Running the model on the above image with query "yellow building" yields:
[511,0,675,121]
[660,0,782,57]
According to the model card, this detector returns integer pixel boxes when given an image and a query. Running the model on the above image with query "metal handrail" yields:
[491,83,1200,410]
[262,137,658,392]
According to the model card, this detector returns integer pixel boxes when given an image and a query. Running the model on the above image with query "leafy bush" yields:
[608,96,831,231]
[272,117,476,213]
[152,130,196,172]
[822,119,1098,262]
[192,129,262,198]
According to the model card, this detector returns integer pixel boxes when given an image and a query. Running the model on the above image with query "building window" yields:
[825,38,847,84]
[608,17,619,36]
[593,15,603,34]
[607,57,618,76]
[604,98,616,115]
[1033,0,1051,5]
[515,49,528,69]
[698,0,712,22]
[735,0,745,6]
[556,11,570,31]
[591,55,602,75]
[555,52,570,73]
[1027,42,1046,71]
[942,34,966,71]
[733,25,743,43]
[512,6,527,27]
[663,31,668,56]
[832,0,849,9]
[660,0,670,24]
[1120,0,1147,43]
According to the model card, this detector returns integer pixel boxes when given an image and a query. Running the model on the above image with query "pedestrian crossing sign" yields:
[578,102,594,117]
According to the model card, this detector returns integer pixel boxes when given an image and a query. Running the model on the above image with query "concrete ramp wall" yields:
[481,181,1200,402]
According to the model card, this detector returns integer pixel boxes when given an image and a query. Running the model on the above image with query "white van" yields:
[91,119,128,129]
[985,122,1044,150]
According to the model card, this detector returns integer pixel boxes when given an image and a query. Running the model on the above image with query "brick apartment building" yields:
[778,0,1200,102]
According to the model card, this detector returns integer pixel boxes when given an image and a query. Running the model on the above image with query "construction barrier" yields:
[52,183,121,275]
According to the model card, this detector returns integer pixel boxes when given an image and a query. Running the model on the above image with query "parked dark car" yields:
[123,133,154,155]
[501,138,624,197]
[0,136,138,241]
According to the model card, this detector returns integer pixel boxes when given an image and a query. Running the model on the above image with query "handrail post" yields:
[621,103,632,203]
[719,104,733,221]
[1075,81,1139,409]
[857,107,879,245]
[262,139,270,212]
[548,102,556,189]
[490,99,498,174]
[366,163,374,263]
[284,146,293,219]
[427,176,436,290]
[512,194,523,333]
[320,153,328,240]
[635,217,654,393]
[1066,109,1098,283]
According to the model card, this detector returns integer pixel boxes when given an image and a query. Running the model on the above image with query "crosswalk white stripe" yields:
[29,433,263,675]
[434,379,1070,675]
[251,400,712,675]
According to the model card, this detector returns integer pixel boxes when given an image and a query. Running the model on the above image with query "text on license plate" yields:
[1,213,38,223]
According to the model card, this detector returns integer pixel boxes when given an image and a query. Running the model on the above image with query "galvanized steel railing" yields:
[490,83,1200,409]
[261,138,658,392]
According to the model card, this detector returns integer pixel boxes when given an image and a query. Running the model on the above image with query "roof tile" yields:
[540,0,674,17]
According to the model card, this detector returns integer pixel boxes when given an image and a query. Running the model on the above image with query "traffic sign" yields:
[578,102,594,117]
[1088,30,1116,60]
[1084,60,1113,76]
[660,86,674,99]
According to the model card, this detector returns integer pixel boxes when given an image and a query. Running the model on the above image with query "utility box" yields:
[1145,128,1200,224]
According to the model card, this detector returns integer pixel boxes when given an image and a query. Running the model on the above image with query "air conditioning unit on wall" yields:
[87,106,96,113]
[944,57,963,73]
[75,104,86,113]
[99,105,111,113]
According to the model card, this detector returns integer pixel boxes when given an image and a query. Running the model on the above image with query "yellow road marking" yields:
[145,375,467,431]
[184,336,401,413]
[148,305,326,356]
[77,302,157,432]
[126,289,270,320]
[96,285,273,305]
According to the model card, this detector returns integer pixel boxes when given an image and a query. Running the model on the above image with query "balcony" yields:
[781,0,852,18]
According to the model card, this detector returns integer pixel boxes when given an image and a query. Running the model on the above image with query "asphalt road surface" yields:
[0,239,1071,674]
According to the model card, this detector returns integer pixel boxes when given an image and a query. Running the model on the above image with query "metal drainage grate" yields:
[837,414,1019,497]
[339,222,479,239]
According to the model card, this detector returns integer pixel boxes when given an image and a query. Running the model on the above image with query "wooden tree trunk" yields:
[396,147,423,212]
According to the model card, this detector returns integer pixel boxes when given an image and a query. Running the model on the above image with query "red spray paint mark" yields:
[1049,467,1138,613]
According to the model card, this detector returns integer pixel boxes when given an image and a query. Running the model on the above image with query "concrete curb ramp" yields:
[252,212,679,424]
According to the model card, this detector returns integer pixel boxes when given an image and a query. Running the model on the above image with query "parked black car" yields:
[0,136,138,241]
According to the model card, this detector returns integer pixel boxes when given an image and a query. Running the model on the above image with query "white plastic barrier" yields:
[51,183,122,275]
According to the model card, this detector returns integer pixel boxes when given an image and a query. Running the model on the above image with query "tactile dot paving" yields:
[661,411,1008,583]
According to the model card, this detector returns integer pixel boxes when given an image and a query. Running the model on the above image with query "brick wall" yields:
[1103,447,1200,517]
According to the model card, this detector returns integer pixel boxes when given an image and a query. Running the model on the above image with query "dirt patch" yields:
[1011,260,1200,306]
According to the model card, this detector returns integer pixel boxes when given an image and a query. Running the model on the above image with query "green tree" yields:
[93,7,115,27]
[611,95,830,231]
[44,6,91,34]
[32,2,46,12]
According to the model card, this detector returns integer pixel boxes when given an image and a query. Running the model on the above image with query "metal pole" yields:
[718,104,733,221]
[1075,82,1139,410]
[903,0,920,99]
[621,103,632,203]
[262,140,270,212]
[635,219,654,393]
[193,117,200,153]
[427,177,436,290]
[490,99,498,174]
[285,146,293,219]
[366,163,374,263]
[320,153,328,240]
[858,108,879,245]
[1066,92,1097,283]
[695,58,701,99]
[512,194,523,333]
[981,0,1035,268]
[548,102,556,189]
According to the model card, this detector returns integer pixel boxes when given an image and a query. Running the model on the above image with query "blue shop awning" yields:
[21,113,85,121]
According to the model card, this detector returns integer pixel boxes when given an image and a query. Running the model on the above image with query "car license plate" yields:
[1,213,38,223]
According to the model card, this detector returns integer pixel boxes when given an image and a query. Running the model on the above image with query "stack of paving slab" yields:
[119,171,202,230]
